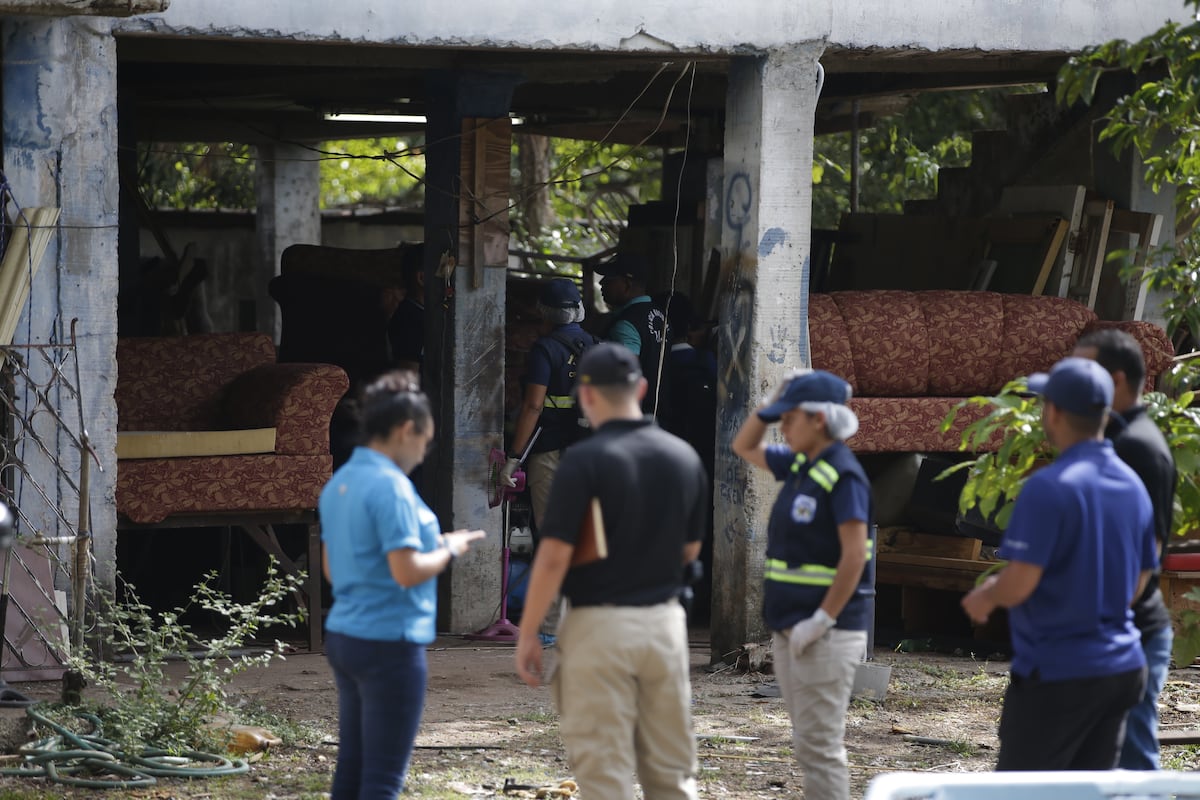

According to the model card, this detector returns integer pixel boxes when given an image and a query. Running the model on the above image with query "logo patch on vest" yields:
[791,494,817,524]
[647,307,667,345]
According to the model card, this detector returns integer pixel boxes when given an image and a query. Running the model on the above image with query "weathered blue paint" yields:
[757,226,788,258]
[1,26,54,149]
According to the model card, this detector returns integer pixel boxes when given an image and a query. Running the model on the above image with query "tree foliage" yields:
[319,138,425,209]
[137,142,256,210]
[510,136,662,266]
[1058,4,1200,346]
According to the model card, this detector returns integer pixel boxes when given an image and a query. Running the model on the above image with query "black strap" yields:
[546,330,597,358]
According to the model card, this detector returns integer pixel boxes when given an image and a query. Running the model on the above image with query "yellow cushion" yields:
[117,429,277,460]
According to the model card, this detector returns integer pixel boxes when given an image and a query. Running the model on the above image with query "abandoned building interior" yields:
[0,4,1190,679]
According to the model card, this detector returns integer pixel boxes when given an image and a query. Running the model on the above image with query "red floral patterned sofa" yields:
[808,291,1175,454]
[115,333,349,525]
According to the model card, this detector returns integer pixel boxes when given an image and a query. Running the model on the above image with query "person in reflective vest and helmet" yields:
[732,368,872,800]
[504,278,597,530]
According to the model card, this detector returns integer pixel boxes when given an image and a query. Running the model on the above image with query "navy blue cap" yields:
[595,253,649,283]
[758,370,852,423]
[539,278,581,309]
[1027,357,1114,418]
[576,342,642,388]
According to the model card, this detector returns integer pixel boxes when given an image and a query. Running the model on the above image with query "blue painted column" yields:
[712,46,824,659]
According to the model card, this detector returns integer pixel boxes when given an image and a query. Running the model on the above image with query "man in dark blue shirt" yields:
[504,278,596,529]
[962,357,1157,770]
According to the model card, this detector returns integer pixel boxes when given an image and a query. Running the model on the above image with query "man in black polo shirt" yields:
[1075,329,1177,770]
[515,342,706,800]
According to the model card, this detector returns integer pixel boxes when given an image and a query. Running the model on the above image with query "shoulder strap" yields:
[547,330,596,357]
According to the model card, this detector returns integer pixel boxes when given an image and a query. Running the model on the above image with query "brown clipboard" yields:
[570,498,608,566]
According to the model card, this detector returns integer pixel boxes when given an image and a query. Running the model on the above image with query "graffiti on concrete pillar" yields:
[757,226,788,259]
[717,170,756,547]
[725,172,753,233]
[716,278,754,546]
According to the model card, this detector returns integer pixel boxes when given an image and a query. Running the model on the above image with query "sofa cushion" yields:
[996,295,1097,386]
[116,429,277,460]
[919,291,1005,396]
[850,396,994,454]
[116,454,332,524]
[116,333,277,431]
[833,291,930,396]
[808,292,858,391]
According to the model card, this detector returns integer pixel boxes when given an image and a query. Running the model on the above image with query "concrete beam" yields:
[121,1,1189,57]
[2,0,167,15]
[712,46,824,659]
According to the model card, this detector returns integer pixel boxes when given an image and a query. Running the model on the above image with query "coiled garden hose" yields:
[0,706,249,789]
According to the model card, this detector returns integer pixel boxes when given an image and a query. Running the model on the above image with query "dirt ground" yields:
[2,631,1200,799]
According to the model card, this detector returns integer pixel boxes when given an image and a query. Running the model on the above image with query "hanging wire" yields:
[650,62,697,417]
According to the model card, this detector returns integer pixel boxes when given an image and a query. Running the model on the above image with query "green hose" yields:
[0,706,249,789]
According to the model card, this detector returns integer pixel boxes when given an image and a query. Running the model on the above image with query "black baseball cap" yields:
[595,253,649,283]
[576,342,642,388]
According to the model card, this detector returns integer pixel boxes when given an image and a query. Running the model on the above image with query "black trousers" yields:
[996,666,1146,771]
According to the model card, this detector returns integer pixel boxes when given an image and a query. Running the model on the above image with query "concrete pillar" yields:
[1,17,120,591]
[712,46,825,660]
[254,143,320,339]
[423,72,517,633]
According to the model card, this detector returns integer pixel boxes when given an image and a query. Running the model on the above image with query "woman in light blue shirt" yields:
[320,371,484,799]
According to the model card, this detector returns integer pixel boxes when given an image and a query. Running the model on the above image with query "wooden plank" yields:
[1032,218,1069,295]
[879,553,996,571]
[877,563,982,593]
[830,213,987,290]
[982,215,1068,295]
[458,118,512,290]
[995,185,1087,299]
[877,552,1000,592]
[1108,208,1163,321]
[1081,199,1115,310]
[1158,730,1200,745]
[877,528,982,561]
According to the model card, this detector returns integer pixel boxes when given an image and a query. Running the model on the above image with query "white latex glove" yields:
[788,608,835,658]
[500,457,521,488]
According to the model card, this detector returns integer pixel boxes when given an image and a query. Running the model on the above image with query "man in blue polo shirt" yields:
[962,356,1157,770]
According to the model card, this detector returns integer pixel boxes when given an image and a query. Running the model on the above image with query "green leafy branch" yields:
[51,559,303,756]
[938,378,1051,532]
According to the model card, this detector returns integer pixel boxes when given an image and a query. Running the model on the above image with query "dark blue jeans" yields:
[1119,624,1174,770]
[326,631,427,799]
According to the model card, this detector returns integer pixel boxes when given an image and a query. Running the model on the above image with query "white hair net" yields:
[799,401,859,441]
[539,300,585,327]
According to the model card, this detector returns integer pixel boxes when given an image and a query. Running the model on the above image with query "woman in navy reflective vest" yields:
[732,369,872,800]
[504,278,596,530]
